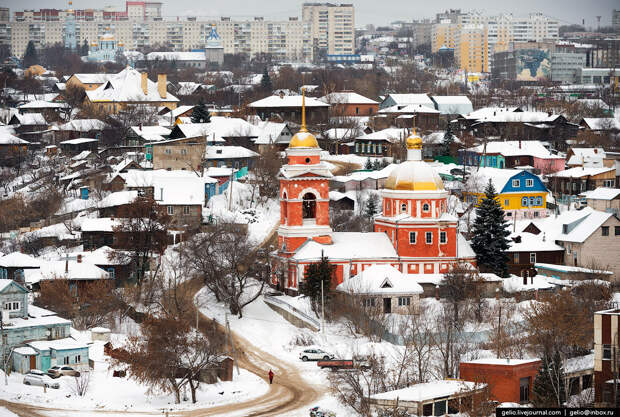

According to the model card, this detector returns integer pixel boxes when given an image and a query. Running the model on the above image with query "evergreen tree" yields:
[442,123,454,156]
[470,180,511,277]
[81,39,89,56]
[364,158,373,170]
[302,253,335,315]
[365,194,379,218]
[191,99,211,124]
[260,67,273,91]
[532,351,566,407]
[23,41,38,69]
[371,159,381,171]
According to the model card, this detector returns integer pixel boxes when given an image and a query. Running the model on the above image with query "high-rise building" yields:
[455,24,488,73]
[302,3,355,58]
[613,10,620,33]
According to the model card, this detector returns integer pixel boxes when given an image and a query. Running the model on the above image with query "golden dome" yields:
[288,87,319,148]
[406,124,422,150]
[384,160,445,191]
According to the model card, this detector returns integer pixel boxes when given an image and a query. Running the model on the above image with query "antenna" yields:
[596,16,601,31]
[299,87,308,133]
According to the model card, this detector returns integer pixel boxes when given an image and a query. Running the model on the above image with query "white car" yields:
[23,373,60,389]
[299,348,335,362]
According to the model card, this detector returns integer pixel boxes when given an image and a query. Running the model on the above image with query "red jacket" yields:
[268,370,274,378]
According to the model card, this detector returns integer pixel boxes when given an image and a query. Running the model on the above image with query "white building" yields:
[302,3,355,57]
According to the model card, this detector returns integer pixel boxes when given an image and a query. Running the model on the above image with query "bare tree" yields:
[72,371,91,397]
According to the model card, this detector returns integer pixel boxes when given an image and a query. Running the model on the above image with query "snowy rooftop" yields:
[582,187,620,200]
[99,190,138,208]
[253,121,291,145]
[507,232,563,253]
[336,264,423,295]
[461,358,540,366]
[0,131,29,145]
[174,117,260,142]
[319,91,378,105]
[293,232,398,261]
[120,169,206,205]
[382,93,434,107]
[80,217,123,232]
[18,100,69,109]
[0,252,41,268]
[28,337,89,352]
[26,259,110,283]
[57,119,107,132]
[2,306,71,330]
[370,379,483,402]
[503,275,555,293]
[205,146,259,159]
[59,137,98,145]
[581,118,620,131]
[466,140,560,159]
[379,104,439,114]
[61,246,129,266]
[249,95,329,108]
[146,51,205,61]
[11,113,47,125]
[557,209,613,243]
[71,73,111,84]
[535,263,613,275]
[130,125,171,137]
[86,67,179,103]
[357,127,406,142]
[564,353,594,374]
[431,95,473,114]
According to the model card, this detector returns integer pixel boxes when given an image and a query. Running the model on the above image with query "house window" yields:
[302,193,317,219]
[536,197,543,206]
[355,107,359,115]
[180,148,187,155]
[519,377,530,403]
[3,301,20,312]
[422,203,430,212]
[603,344,612,359]
[425,232,432,244]
[512,179,520,188]
[615,226,620,236]
[75,355,81,363]
[409,232,416,244]
[183,206,191,215]
[525,179,534,187]
[440,232,447,244]
[514,253,519,263]
[602,226,609,236]
[364,298,376,307]
[63,357,70,365]
[603,180,615,187]
[401,203,407,213]
[398,297,410,306]
[522,197,528,207]
[386,201,390,212]
[504,199,509,207]
[167,206,174,215]
[165,148,172,155]
[530,253,536,264]
[107,268,115,279]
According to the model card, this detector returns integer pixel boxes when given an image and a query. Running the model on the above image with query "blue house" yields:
[0,279,89,374]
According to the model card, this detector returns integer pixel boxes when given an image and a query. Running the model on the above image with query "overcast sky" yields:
[3,0,617,28]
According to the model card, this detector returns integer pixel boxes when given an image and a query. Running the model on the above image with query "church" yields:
[272,94,477,294]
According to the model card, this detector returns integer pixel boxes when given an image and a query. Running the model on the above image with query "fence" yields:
[263,295,321,331]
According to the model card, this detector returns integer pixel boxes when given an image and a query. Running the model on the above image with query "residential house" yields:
[375,104,440,131]
[8,113,48,141]
[317,127,362,155]
[126,125,171,148]
[149,136,206,171]
[17,100,69,116]
[430,95,473,119]
[54,119,108,143]
[97,190,139,217]
[62,246,133,287]
[84,67,179,114]
[369,380,487,416]
[378,93,435,111]
[248,94,330,125]
[459,140,565,174]
[593,308,620,406]
[0,252,41,284]
[506,232,564,276]
[549,167,616,198]
[0,132,29,164]
[583,187,620,214]
[14,338,90,374]
[335,264,423,314]
[58,137,98,155]
[25,257,112,295]
[168,117,260,149]
[319,91,379,117]
[80,217,123,250]
[354,128,405,157]
[0,279,86,374]
[66,73,111,91]
[459,358,541,404]
[157,105,195,124]
[204,146,258,171]
[464,168,549,219]
[253,121,294,152]
[579,118,620,133]
[566,147,607,168]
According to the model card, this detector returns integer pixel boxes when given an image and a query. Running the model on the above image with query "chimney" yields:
[65,254,69,274]
[141,72,148,95]
[157,74,167,99]
[77,254,82,263]
[519,140,521,149]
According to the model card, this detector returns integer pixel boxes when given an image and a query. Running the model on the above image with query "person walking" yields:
[268,369,274,384]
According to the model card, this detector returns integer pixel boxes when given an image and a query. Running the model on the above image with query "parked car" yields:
[47,365,81,378]
[299,348,335,362]
[23,373,60,389]
[26,369,47,377]
[310,406,336,416]
[316,359,370,371]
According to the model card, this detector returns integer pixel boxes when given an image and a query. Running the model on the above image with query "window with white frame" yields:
[183,206,190,215]
[505,199,509,207]
[525,179,534,187]
[386,200,390,212]
[409,232,416,244]
[603,180,615,187]
[167,206,174,215]
[529,253,536,264]
[63,357,70,365]
[364,298,376,307]
[398,297,410,306]
[512,179,520,187]
[3,301,20,311]
[440,231,447,244]
[75,355,81,363]
[425,232,432,244]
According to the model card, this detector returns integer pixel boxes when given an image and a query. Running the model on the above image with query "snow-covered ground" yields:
[0,333,268,415]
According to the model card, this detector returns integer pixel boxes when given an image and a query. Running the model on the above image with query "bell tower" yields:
[277,89,333,258]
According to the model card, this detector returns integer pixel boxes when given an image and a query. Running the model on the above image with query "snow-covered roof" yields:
[0,131,29,145]
[18,100,69,109]
[464,108,561,124]
[0,252,41,268]
[379,103,439,114]
[569,147,606,159]
[583,187,620,201]
[536,262,613,275]
[461,107,520,120]
[204,166,236,177]
[86,67,179,103]
[249,95,329,108]
[319,91,378,105]
[581,118,620,131]
[503,274,555,293]
[61,246,129,266]
[293,232,397,261]
[71,150,93,161]
[0,279,27,292]
[99,190,138,208]
[130,125,171,140]
[205,146,259,159]
[357,127,405,142]
[370,380,483,402]
[120,169,206,205]
[146,51,205,61]
[253,121,291,145]
[461,358,540,366]
[550,166,614,178]
[465,167,530,194]
[71,73,111,84]
[10,113,46,125]
[466,140,560,159]
[564,353,594,374]
[174,117,259,142]
[59,137,98,145]
[431,95,473,115]
[57,119,107,132]
[28,337,89,351]
[336,264,423,295]
[27,259,110,283]
[557,209,614,243]
[507,232,563,252]
[382,93,434,107]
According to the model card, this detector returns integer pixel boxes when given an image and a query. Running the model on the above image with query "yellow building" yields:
[431,21,458,53]
[455,24,488,73]
[84,67,178,114]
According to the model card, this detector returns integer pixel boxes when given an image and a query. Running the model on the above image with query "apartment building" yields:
[302,3,355,56]
[594,308,620,406]
[455,24,488,73]
[3,2,313,62]
[551,52,586,84]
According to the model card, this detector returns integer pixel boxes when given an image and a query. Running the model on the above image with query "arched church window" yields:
[422,203,430,212]
[401,203,407,213]
[302,193,317,219]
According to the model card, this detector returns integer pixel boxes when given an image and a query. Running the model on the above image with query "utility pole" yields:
[321,279,325,334]
[227,168,234,211]
[497,302,502,358]
[1,313,6,385]
[226,316,240,376]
